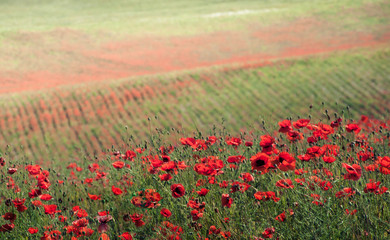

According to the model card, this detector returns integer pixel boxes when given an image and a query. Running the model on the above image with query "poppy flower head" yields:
[278,120,292,133]
[221,194,233,208]
[342,163,362,181]
[112,185,123,195]
[293,119,310,129]
[259,135,275,148]
[250,153,270,173]
[275,179,294,189]
[171,184,185,198]
[160,208,172,218]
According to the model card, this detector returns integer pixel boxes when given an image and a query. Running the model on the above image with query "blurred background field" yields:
[0,0,389,165]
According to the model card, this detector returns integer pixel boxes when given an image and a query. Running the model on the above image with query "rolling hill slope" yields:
[0,49,389,165]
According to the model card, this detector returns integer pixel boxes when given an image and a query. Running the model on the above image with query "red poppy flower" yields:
[32,200,43,207]
[275,211,286,222]
[209,225,221,235]
[131,213,145,227]
[298,154,311,161]
[378,156,390,175]
[346,124,361,134]
[363,179,387,194]
[254,191,280,202]
[306,146,325,158]
[342,163,362,181]
[0,223,14,232]
[25,165,41,176]
[345,209,357,215]
[250,153,270,173]
[7,168,17,175]
[225,137,242,147]
[39,194,53,201]
[171,184,185,198]
[12,198,27,212]
[123,150,136,161]
[112,185,123,195]
[119,232,133,240]
[58,215,67,222]
[293,119,310,129]
[28,227,38,234]
[28,189,41,198]
[44,204,60,215]
[278,152,296,171]
[331,118,342,128]
[159,173,172,181]
[196,188,210,196]
[259,135,275,148]
[276,179,294,189]
[160,208,172,218]
[72,218,89,228]
[322,156,336,163]
[98,211,109,216]
[3,212,16,223]
[287,131,304,142]
[239,172,255,182]
[88,193,102,200]
[97,215,113,233]
[335,188,356,198]
[112,161,125,169]
[161,161,176,171]
[278,120,292,133]
[221,194,233,208]
[262,227,275,238]
[191,209,203,221]
[227,155,245,163]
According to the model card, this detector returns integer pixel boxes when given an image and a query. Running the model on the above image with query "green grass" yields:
[0,0,387,36]
[0,49,389,165]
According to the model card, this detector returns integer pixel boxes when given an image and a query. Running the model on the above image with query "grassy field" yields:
[0,49,389,166]
[0,0,390,239]
[2,0,387,35]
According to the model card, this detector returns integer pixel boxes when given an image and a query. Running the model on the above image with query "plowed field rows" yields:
[1,50,389,165]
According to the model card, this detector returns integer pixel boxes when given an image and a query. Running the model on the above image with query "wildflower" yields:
[112,185,123,195]
[221,194,233,208]
[28,227,39,234]
[112,161,125,169]
[378,156,390,174]
[43,204,61,215]
[342,163,362,181]
[88,193,102,200]
[250,153,270,173]
[196,188,210,196]
[279,120,292,133]
[97,214,113,233]
[262,227,276,238]
[293,119,310,129]
[276,179,294,189]
[131,213,145,227]
[160,208,172,218]
[119,232,133,240]
[171,184,185,198]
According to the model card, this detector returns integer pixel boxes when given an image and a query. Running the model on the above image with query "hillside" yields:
[1,49,389,165]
